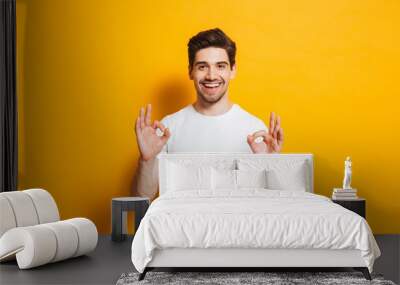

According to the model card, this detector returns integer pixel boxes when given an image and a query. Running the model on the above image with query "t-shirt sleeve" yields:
[253,118,269,133]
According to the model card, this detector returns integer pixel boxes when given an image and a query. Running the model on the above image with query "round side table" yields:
[111,197,149,242]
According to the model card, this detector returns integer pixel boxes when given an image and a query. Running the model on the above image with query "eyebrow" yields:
[194,61,229,66]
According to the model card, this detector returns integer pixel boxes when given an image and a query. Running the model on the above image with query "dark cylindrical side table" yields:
[111,197,150,242]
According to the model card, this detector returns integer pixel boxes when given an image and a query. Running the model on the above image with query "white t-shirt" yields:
[158,104,268,153]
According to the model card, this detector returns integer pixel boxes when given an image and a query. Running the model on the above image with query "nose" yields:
[205,66,218,80]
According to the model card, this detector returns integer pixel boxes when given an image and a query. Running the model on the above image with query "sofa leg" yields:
[138,268,148,281]
[354,267,371,280]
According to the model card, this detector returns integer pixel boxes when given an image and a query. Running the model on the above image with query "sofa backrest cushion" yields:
[0,189,60,238]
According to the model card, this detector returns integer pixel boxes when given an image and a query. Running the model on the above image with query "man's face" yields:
[189,47,236,104]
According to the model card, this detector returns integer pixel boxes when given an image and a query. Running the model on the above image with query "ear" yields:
[230,64,237,79]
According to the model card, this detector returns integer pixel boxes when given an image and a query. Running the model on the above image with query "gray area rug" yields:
[116,271,396,285]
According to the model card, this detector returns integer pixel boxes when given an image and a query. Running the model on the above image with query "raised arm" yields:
[133,157,159,200]
[132,104,170,199]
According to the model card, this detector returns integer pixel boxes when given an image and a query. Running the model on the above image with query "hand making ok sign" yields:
[247,112,284,154]
[134,104,171,161]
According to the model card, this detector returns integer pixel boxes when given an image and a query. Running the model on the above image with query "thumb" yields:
[161,127,171,143]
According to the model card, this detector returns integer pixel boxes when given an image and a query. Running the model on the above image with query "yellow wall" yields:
[16,0,400,234]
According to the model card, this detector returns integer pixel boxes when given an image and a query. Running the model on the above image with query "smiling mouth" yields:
[201,82,223,89]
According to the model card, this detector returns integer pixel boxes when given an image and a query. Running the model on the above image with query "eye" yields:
[217,64,227,70]
[198,65,206,70]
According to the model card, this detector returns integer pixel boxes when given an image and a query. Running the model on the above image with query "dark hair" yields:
[188,28,236,71]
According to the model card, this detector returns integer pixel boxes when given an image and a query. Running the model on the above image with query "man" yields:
[134,28,284,199]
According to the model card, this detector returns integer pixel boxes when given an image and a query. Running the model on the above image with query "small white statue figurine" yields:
[343,156,352,189]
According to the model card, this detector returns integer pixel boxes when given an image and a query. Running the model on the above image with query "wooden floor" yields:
[0,235,398,285]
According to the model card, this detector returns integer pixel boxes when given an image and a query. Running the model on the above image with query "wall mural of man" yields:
[134,28,284,199]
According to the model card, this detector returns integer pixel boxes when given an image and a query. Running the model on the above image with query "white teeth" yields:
[203,83,221,88]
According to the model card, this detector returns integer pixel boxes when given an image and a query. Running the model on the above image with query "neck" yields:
[193,94,234,116]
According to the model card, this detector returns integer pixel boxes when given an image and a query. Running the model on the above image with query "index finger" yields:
[154,121,171,140]
[154,120,166,132]
[251,130,268,139]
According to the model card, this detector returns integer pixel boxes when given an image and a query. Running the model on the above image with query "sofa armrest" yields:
[0,218,97,269]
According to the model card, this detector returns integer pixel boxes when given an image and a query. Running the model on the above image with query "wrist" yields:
[139,154,153,162]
